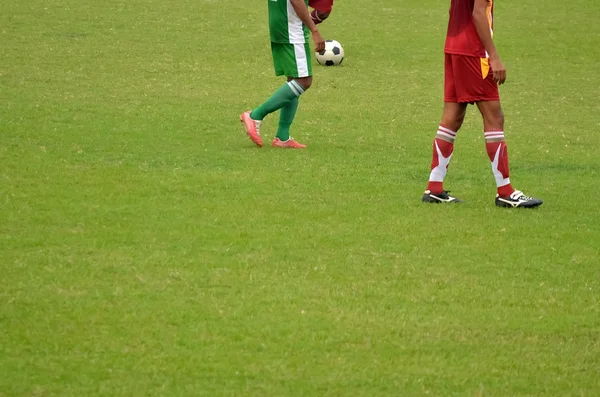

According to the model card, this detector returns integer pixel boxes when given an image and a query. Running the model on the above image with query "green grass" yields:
[2,0,600,396]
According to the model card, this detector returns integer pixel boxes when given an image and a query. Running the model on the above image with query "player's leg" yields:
[470,57,511,198]
[423,54,466,203]
[476,99,513,196]
[309,0,333,24]
[275,77,300,143]
[431,102,468,191]
[241,43,310,147]
[280,74,311,145]
[474,57,542,208]
[477,100,543,208]
[250,43,309,121]
[451,55,514,195]
[271,43,313,148]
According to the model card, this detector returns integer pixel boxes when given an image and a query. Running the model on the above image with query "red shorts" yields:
[444,53,500,103]
[309,0,334,12]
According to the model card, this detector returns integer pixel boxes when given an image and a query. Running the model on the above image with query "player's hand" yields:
[490,56,507,85]
[312,29,325,53]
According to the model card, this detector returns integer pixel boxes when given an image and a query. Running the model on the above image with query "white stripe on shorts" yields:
[286,0,306,44]
[293,43,309,78]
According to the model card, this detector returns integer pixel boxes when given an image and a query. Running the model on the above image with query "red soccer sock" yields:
[427,126,456,193]
[484,131,514,197]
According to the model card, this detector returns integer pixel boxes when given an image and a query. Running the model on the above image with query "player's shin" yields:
[276,97,299,141]
[427,126,457,193]
[484,131,514,197]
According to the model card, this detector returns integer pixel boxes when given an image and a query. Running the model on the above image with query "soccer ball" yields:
[316,40,344,66]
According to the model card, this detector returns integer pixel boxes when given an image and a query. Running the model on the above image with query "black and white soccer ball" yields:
[316,40,344,66]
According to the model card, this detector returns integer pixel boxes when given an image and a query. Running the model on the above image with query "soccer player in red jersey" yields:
[422,0,543,208]
[309,0,334,25]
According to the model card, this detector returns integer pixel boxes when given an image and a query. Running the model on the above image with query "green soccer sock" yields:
[250,80,305,121]
[276,96,299,141]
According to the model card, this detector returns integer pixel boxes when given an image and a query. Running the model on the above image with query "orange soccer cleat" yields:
[240,111,262,147]
[271,137,307,149]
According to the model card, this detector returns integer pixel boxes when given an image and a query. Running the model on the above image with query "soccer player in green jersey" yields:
[240,0,325,149]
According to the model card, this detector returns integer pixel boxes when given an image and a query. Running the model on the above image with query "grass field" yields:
[2,0,600,396]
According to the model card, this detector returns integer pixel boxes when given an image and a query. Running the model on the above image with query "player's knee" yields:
[455,113,466,129]
[441,113,465,132]
[479,102,504,129]
[450,120,464,132]
[296,77,312,90]
[487,109,504,128]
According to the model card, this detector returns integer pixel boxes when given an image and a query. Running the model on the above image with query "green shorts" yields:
[271,42,312,78]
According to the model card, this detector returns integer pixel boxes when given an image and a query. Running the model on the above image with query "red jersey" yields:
[309,0,334,12]
[444,0,494,58]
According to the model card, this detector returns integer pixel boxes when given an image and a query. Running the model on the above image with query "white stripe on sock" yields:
[437,131,456,141]
[491,144,511,187]
[429,141,453,182]
[438,125,457,136]
[484,131,504,140]
[287,81,301,96]
[290,80,305,95]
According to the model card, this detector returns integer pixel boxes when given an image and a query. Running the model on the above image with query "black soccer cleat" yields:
[495,190,543,208]
[422,190,463,204]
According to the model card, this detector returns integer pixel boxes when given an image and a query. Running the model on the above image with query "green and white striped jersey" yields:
[268,0,310,44]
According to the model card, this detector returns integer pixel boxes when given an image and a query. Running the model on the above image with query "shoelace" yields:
[511,190,533,201]
[255,120,262,135]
